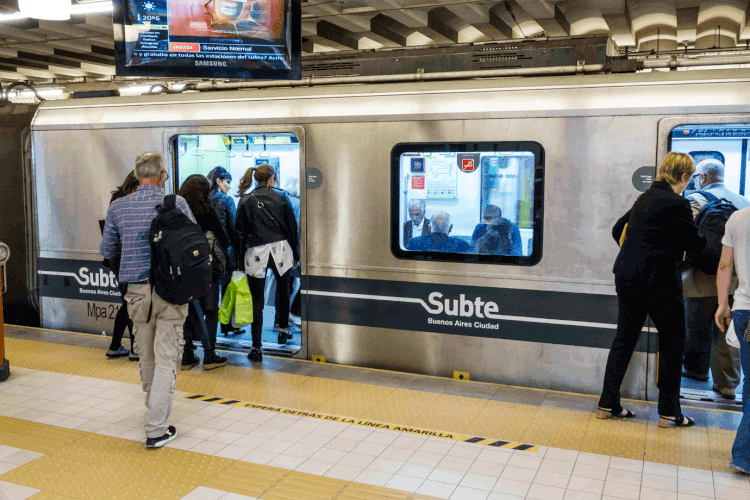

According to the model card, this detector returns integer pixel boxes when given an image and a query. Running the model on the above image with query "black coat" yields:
[612,181,705,284]
[236,187,300,263]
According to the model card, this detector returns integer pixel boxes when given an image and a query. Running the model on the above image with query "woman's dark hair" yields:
[111,170,139,202]
[178,174,213,217]
[237,163,277,197]
[207,166,232,191]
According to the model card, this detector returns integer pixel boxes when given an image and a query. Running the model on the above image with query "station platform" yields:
[0,325,748,500]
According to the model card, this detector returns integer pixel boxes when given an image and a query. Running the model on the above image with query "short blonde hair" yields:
[656,152,695,184]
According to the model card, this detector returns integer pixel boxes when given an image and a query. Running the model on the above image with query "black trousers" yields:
[247,257,291,348]
[183,278,220,355]
[599,276,686,417]
[109,283,134,351]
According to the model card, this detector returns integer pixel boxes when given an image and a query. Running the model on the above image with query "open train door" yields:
[657,115,750,408]
[169,126,307,360]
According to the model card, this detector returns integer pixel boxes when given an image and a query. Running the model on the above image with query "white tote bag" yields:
[726,319,741,349]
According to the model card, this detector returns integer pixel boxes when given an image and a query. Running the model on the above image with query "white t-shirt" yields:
[722,206,750,310]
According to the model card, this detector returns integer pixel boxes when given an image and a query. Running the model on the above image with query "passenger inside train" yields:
[397,148,536,257]
[671,124,750,402]
[175,133,302,356]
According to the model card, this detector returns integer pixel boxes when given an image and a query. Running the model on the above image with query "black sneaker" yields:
[203,351,228,371]
[106,347,129,358]
[248,348,263,362]
[129,350,139,362]
[277,332,288,345]
[145,425,176,449]
[181,354,200,371]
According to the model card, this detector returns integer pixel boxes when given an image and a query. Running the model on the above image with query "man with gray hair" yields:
[683,159,750,399]
[403,199,431,247]
[407,211,470,253]
[100,152,195,449]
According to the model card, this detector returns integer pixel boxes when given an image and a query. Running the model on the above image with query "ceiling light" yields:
[118,85,152,96]
[71,1,112,14]
[18,0,71,20]
[0,0,111,21]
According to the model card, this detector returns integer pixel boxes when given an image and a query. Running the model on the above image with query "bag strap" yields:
[164,194,177,209]
[696,190,719,204]
[250,192,293,244]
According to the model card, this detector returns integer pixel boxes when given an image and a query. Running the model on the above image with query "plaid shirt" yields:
[100,184,195,283]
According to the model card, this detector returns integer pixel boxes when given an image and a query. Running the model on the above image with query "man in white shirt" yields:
[403,199,431,248]
[683,160,749,399]
[715,206,750,473]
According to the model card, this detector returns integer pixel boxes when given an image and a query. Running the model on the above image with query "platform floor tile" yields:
[3,330,750,500]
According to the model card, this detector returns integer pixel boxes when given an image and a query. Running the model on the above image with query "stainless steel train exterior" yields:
[26,68,750,400]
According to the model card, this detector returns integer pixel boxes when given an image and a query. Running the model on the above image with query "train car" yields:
[21,67,750,402]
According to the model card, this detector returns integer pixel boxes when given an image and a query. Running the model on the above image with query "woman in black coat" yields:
[105,171,140,360]
[178,174,232,371]
[597,152,705,427]
[235,164,300,362]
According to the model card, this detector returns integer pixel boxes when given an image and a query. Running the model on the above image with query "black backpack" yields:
[688,190,738,275]
[149,195,212,304]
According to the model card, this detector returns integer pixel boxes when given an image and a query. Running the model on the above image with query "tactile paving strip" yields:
[184,394,541,452]
[0,416,456,500]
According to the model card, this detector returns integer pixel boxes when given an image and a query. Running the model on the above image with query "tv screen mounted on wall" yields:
[113,0,300,80]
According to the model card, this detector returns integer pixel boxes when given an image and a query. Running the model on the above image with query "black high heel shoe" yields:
[658,415,695,428]
[596,406,635,419]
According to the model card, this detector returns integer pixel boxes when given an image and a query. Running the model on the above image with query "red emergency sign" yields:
[411,176,425,189]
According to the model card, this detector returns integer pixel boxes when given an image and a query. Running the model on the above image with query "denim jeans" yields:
[730,310,750,471]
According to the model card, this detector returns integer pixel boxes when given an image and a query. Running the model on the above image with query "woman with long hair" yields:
[597,152,706,427]
[207,166,241,335]
[105,170,140,360]
[235,164,300,361]
[177,174,231,370]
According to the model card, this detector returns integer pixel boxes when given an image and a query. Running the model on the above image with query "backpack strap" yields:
[164,194,177,209]
[696,190,719,204]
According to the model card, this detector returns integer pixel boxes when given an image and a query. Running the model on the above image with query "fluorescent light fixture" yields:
[71,1,112,14]
[19,0,71,20]
[118,85,152,95]
[0,0,111,21]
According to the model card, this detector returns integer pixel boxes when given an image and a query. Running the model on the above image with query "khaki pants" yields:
[125,283,188,438]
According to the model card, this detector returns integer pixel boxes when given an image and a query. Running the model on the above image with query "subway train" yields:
[5,67,750,404]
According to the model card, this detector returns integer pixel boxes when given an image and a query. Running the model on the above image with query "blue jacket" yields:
[407,233,471,253]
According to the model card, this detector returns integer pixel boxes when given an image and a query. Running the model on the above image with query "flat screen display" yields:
[113,0,300,79]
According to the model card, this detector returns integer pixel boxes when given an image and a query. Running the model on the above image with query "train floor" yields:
[1,325,749,500]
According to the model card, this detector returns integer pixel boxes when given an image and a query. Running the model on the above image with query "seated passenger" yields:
[407,212,470,253]
[476,211,523,256]
[403,199,431,248]
[470,205,502,248]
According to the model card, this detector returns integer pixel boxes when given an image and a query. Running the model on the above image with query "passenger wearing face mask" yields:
[682,159,750,399]
[403,199,431,248]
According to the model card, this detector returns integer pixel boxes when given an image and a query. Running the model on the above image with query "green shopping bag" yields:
[218,271,253,325]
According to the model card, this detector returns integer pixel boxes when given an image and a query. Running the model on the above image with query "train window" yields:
[391,142,544,265]
[670,125,750,197]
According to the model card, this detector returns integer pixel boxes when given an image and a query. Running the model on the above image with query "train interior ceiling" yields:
[175,133,302,356]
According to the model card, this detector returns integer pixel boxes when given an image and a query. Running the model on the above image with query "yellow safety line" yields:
[184,394,540,452]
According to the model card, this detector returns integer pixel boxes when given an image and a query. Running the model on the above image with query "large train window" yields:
[670,125,750,197]
[391,142,544,265]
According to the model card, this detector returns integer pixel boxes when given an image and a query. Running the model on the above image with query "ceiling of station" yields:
[0,0,748,84]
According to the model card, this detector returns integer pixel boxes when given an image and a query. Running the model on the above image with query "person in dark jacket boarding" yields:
[597,152,706,428]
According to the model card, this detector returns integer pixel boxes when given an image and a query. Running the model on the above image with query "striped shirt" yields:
[100,184,195,283]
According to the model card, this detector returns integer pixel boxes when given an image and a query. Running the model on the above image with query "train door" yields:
[657,117,750,407]
[170,128,306,359]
